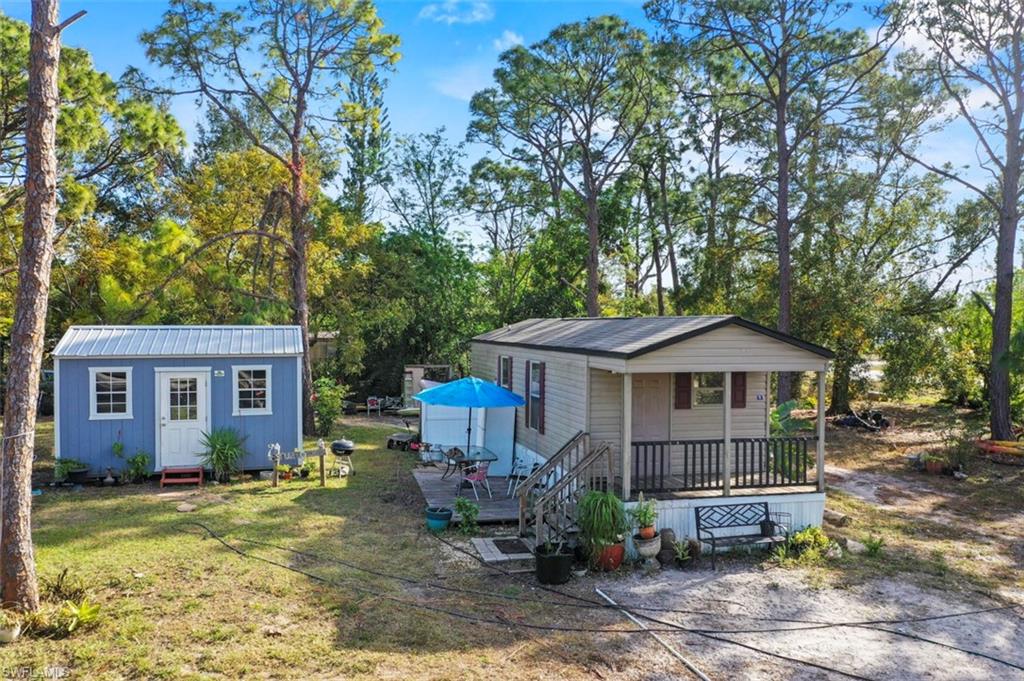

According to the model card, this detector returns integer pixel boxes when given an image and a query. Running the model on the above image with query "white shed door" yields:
[631,374,669,441]
[159,371,210,468]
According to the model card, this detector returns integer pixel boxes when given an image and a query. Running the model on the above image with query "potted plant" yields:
[0,609,20,644]
[425,506,453,532]
[630,492,658,539]
[534,540,574,585]
[577,490,628,571]
[276,464,293,481]
[921,452,944,475]
[54,458,90,485]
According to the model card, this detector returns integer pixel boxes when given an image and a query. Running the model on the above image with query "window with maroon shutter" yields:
[731,372,747,408]
[674,372,692,409]
[527,360,544,432]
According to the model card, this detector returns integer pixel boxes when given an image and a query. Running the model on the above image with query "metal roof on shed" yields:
[472,316,834,359]
[53,326,303,358]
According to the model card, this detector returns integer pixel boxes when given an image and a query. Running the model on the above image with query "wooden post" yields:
[817,370,826,492]
[723,371,732,496]
[622,373,632,501]
[318,439,326,487]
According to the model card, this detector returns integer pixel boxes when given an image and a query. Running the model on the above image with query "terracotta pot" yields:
[925,460,944,475]
[595,542,625,571]
[639,526,656,540]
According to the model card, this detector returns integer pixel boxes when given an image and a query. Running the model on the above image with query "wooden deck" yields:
[412,466,520,524]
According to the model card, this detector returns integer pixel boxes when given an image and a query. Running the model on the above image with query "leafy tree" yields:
[339,70,390,225]
[470,16,667,316]
[142,0,398,433]
[649,0,895,401]
[901,0,1024,439]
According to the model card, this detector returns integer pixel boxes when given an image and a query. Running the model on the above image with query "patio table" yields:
[439,445,498,495]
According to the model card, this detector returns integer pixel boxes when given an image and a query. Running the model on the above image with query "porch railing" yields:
[630,436,816,494]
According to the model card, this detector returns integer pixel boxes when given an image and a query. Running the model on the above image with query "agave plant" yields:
[199,428,248,481]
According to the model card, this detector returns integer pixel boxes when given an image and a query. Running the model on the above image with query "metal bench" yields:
[695,502,791,569]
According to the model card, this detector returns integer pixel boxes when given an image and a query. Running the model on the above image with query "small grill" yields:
[331,439,355,456]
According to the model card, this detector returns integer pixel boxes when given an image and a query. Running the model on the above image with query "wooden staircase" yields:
[160,466,204,488]
[516,431,614,547]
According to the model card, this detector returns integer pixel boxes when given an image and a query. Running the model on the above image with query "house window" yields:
[233,365,272,415]
[694,372,724,405]
[89,367,133,420]
[498,355,513,389]
[527,361,544,432]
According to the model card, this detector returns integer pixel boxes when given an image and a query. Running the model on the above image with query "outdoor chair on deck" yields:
[506,461,540,497]
[462,461,492,500]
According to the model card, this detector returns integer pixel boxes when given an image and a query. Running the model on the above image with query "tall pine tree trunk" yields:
[775,91,794,404]
[585,194,601,317]
[989,116,1020,440]
[288,164,315,436]
[1,0,65,612]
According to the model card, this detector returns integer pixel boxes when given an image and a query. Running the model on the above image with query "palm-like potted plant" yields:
[629,492,661,559]
[577,490,628,571]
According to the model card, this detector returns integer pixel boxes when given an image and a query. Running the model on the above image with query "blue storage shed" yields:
[53,325,303,476]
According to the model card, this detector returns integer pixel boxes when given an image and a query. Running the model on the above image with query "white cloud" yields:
[492,29,523,52]
[419,1,494,25]
[431,62,492,102]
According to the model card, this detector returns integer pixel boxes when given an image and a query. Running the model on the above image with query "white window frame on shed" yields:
[497,355,513,390]
[232,364,273,416]
[88,366,133,420]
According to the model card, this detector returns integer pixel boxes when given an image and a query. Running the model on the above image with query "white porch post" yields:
[817,369,826,492]
[723,371,732,496]
[622,372,632,501]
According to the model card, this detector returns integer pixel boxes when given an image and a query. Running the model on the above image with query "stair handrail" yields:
[516,430,587,535]
[532,443,611,545]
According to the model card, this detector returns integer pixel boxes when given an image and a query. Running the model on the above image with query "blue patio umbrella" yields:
[413,376,525,453]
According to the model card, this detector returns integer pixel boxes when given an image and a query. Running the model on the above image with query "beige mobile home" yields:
[470,315,833,538]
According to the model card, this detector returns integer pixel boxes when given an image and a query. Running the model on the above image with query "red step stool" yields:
[160,466,204,488]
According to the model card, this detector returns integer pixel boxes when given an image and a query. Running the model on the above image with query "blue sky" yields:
[0,0,998,288]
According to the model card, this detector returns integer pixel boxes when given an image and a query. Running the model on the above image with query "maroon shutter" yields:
[674,372,692,409]
[731,372,747,408]
[538,362,546,434]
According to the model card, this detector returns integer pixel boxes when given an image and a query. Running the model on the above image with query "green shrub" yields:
[863,534,886,557]
[673,539,691,564]
[60,598,101,633]
[454,497,479,535]
[123,451,150,483]
[311,377,348,437]
[199,428,247,481]
[787,526,835,563]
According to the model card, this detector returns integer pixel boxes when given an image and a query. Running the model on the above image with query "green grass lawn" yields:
[1,420,623,680]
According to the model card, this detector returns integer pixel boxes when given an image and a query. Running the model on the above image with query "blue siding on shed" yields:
[57,356,300,474]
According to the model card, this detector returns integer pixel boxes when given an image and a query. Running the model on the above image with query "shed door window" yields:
[694,372,724,405]
[89,368,133,420]
[234,366,272,415]
[169,378,198,421]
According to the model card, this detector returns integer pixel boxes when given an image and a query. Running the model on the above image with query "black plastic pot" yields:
[66,467,90,485]
[535,545,574,585]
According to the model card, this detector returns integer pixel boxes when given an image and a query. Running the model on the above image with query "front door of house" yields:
[631,374,670,441]
[158,371,210,468]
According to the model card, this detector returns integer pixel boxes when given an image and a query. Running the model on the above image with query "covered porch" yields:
[590,364,827,502]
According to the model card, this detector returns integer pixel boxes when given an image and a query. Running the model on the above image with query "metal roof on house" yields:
[472,316,834,359]
[53,325,303,358]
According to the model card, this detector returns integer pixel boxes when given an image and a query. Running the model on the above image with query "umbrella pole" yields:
[466,407,472,453]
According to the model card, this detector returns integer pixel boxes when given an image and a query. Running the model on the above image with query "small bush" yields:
[53,458,87,482]
[123,451,150,483]
[311,377,348,437]
[454,497,479,535]
[61,598,101,633]
[0,608,19,628]
[783,526,838,564]
[199,428,248,481]
[863,534,886,557]
[673,538,691,564]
